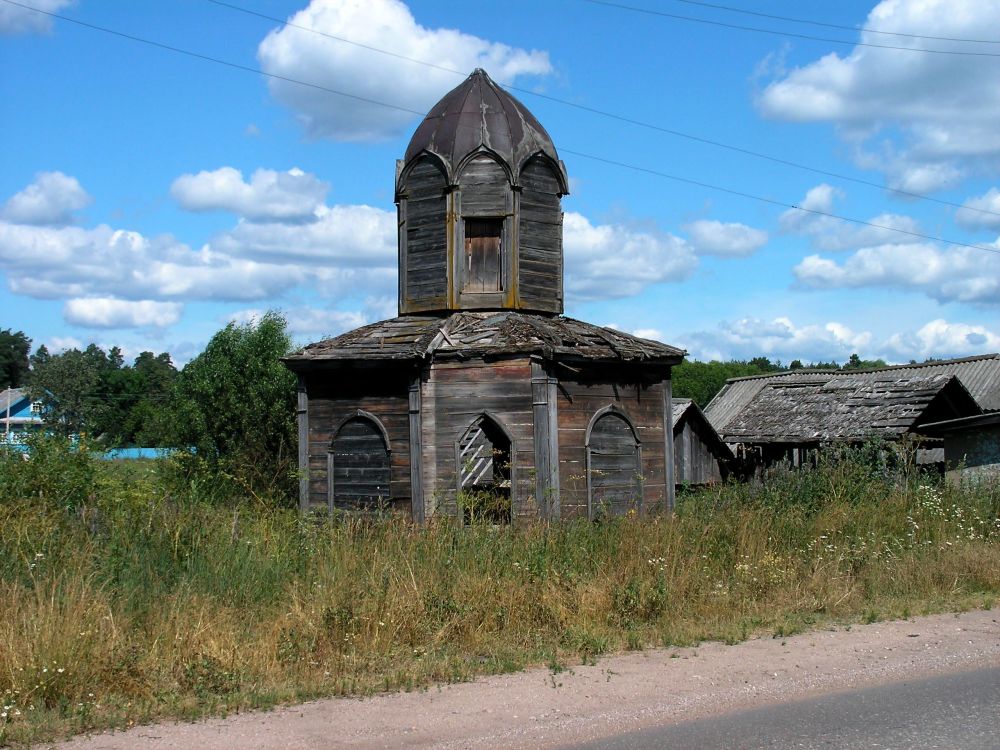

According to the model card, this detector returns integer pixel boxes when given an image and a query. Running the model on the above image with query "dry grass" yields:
[1,446,998,745]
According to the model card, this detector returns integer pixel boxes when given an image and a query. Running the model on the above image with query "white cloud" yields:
[779,183,922,251]
[0,0,73,35]
[0,221,306,302]
[256,0,552,141]
[956,187,1000,231]
[684,219,768,257]
[632,327,664,341]
[564,212,698,300]
[1,171,90,225]
[170,166,329,222]
[681,316,872,363]
[757,0,1000,190]
[230,307,368,338]
[64,298,183,328]
[793,242,1000,305]
[45,335,83,354]
[882,319,1000,360]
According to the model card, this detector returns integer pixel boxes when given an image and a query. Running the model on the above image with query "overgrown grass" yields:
[1,442,998,745]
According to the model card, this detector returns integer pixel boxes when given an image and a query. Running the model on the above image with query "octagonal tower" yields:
[396,69,569,315]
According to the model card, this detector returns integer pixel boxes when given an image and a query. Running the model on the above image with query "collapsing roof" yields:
[717,373,980,444]
[285,311,685,369]
[706,353,1000,435]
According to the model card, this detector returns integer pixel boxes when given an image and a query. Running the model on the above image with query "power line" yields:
[6,0,1000,257]
[205,0,1000,221]
[580,0,1000,58]
[662,0,1000,45]
[560,148,1000,257]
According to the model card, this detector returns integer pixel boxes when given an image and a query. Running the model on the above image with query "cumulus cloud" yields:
[229,307,368,338]
[64,298,183,328]
[1,171,90,225]
[256,0,551,141]
[564,212,698,300]
[779,183,923,251]
[680,316,872,363]
[684,219,768,257]
[883,319,1000,360]
[793,242,1000,305]
[757,0,1000,191]
[171,166,329,222]
[0,0,73,35]
[956,187,1000,231]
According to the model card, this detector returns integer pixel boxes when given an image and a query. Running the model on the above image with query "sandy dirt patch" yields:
[48,609,999,750]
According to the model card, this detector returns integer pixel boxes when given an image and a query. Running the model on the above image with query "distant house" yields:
[671,398,732,487]
[1,387,45,445]
[920,413,1000,485]
[704,371,982,467]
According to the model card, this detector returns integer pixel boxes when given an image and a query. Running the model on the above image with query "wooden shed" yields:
[671,398,732,486]
[920,412,1000,485]
[704,372,981,467]
[284,70,685,521]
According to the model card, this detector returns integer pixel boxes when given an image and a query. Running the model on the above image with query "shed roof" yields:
[705,353,1000,432]
[719,373,979,444]
[0,388,28,414]
[402,69,567,190]
[671,397,733,458]
[285,311,684,369]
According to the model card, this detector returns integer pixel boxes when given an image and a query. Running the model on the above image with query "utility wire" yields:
[560,148,1000,257]
[6,0,1000,257]
[663,0,1000,44]
[580,0,1000,57]
[205,0,1000,221]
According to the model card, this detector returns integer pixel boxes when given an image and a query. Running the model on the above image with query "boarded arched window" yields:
[329,414,390,512]
[587,410,641,519]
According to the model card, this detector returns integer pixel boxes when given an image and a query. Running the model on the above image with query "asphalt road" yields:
[561,667,1000,750]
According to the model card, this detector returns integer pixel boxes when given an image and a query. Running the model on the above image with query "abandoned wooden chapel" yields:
[284,69,686,522]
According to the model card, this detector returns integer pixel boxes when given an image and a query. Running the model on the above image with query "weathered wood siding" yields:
[459,155,508,216]
[305,371,411,514]
[557,377,668,518]
[517,157,562,314]
[422,358,537,519]
[330,417,391,510]
[673,418,725,486]
[400,157,448,313]
[589,412,641,517]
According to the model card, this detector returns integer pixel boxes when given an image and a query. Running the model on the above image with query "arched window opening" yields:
[330,415,390,512]
[457,415,512,524]
[587,411,641,519]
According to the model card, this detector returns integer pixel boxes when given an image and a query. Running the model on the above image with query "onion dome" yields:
[403,69,568,191]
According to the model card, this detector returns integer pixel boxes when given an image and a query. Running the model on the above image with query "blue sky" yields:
[2,0,1000,365]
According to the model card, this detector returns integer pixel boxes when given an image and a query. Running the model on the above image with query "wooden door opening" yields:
[463,219,503,293]
[457,415,512,523]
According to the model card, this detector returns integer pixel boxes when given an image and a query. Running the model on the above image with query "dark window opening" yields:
[330,416,390,512]
[458,416,511,523]
[463,219,503,293]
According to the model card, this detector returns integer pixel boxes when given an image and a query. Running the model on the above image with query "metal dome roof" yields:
[403,69,567,190]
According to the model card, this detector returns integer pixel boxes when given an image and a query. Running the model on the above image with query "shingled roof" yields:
[284,311,684,369]
[705,353,1000,433]
[719,373,980,444]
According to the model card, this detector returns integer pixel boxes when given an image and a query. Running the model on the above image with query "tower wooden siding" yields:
[517,157,563,309]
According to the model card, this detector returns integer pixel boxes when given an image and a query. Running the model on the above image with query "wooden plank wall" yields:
[557,377,668,518]
[673,418,724,486]
[401,157,448,312]
[422,358,537,519]
[517,158,562,314]
[305,373,411,514]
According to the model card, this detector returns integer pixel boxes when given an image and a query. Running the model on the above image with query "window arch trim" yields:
[453,410,517,499]
[327,410,392,514]
[585,404,643,520]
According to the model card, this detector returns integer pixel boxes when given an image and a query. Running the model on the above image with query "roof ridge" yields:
[724,352,1000,384]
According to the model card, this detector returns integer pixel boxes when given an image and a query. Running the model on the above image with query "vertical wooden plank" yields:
[531,360,552,519]
[297,374,309,513]
[662,376,676,512]
[408,371,425,523]
[547,373,560,518]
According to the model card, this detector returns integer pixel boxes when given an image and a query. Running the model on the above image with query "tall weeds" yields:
[1,441,998,745]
